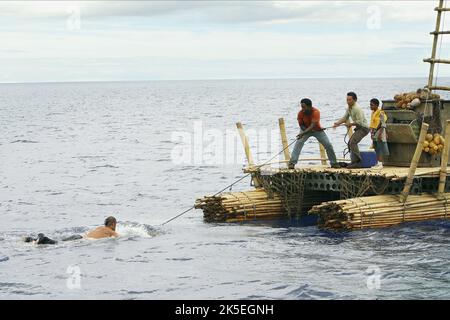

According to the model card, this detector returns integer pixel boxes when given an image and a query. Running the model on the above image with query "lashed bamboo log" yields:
[236,122,254,165]
[236,122,261,187]
[278,118,291,162]
[245,165,450,181]
[196,189,332,223]
[400,122,429,203]
[195,189,285,222]
[309,193,450,230]
[319,144,327,166]
[438,120,450,196]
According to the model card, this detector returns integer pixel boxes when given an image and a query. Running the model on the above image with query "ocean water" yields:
[0,78,449,299]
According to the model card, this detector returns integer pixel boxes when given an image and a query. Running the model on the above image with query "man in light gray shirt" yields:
[333,92,370,168]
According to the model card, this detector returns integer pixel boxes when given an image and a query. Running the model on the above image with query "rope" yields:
[358,199,364,229]
[359,198,371,229]
[161,136,299,225]
[356,175,372,198]
[369,176,390,195]
[348,198,364,229]
[240,191,257,218]
[161,173,252,226]
[163,124,351,225]
[343,129,350,159]
[227,192,245,219]
[359,197,375,227]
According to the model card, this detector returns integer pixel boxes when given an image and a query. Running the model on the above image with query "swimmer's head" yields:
[104,216,117,231]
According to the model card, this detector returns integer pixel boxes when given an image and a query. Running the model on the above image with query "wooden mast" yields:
[426,0,445,92]
[400,123,429,203]
[438,120,450,197]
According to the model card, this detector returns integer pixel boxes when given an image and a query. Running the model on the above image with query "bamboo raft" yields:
[246,165,450,180]
[195,188,337,223]
[309,193,450,230]
[195,117,450,229]
[195,189,284,223]
[195,1,450,231]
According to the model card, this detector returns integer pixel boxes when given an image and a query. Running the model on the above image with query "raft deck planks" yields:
[244,165,450,181]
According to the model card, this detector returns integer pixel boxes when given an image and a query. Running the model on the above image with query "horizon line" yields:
[0,75,445,85]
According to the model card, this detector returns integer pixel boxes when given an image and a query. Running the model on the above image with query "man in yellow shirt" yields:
[369,98,389,161]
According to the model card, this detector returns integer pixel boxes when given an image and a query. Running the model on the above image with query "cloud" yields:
[0,27,425,61]
[0,1,437,24]
[0,1,445,83]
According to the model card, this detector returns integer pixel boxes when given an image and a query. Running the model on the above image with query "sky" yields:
[1,0,450,83]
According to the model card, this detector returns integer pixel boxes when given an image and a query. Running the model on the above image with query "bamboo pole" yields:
[310,192,450,230]
[195,188,287,222]
[438,120,450,196]
[249,157,349,167]
[236,122,254,166]
[236,122,261,187]
[427,0,444,91]
[278,118,291,162]
[319,144,327,166]
[399,122,429,203]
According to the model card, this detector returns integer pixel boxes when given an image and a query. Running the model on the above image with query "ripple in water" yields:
[116,222,161,239]
[10,140,39,144]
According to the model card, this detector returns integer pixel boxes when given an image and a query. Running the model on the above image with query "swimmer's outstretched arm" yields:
[62,234,83,242]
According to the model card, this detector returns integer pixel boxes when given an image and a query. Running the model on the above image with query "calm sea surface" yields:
[0,78,449,299]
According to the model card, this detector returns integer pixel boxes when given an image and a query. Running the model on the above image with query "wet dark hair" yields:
[300,98,312,108]
[370,98,380,106]
[347,92,358,101]
[105,216,117,227]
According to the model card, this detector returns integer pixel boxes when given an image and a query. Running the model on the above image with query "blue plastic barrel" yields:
[358,151,378,168]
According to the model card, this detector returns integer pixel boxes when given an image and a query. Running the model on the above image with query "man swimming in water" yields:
[24,216,119,244]
[86,216,119,239]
